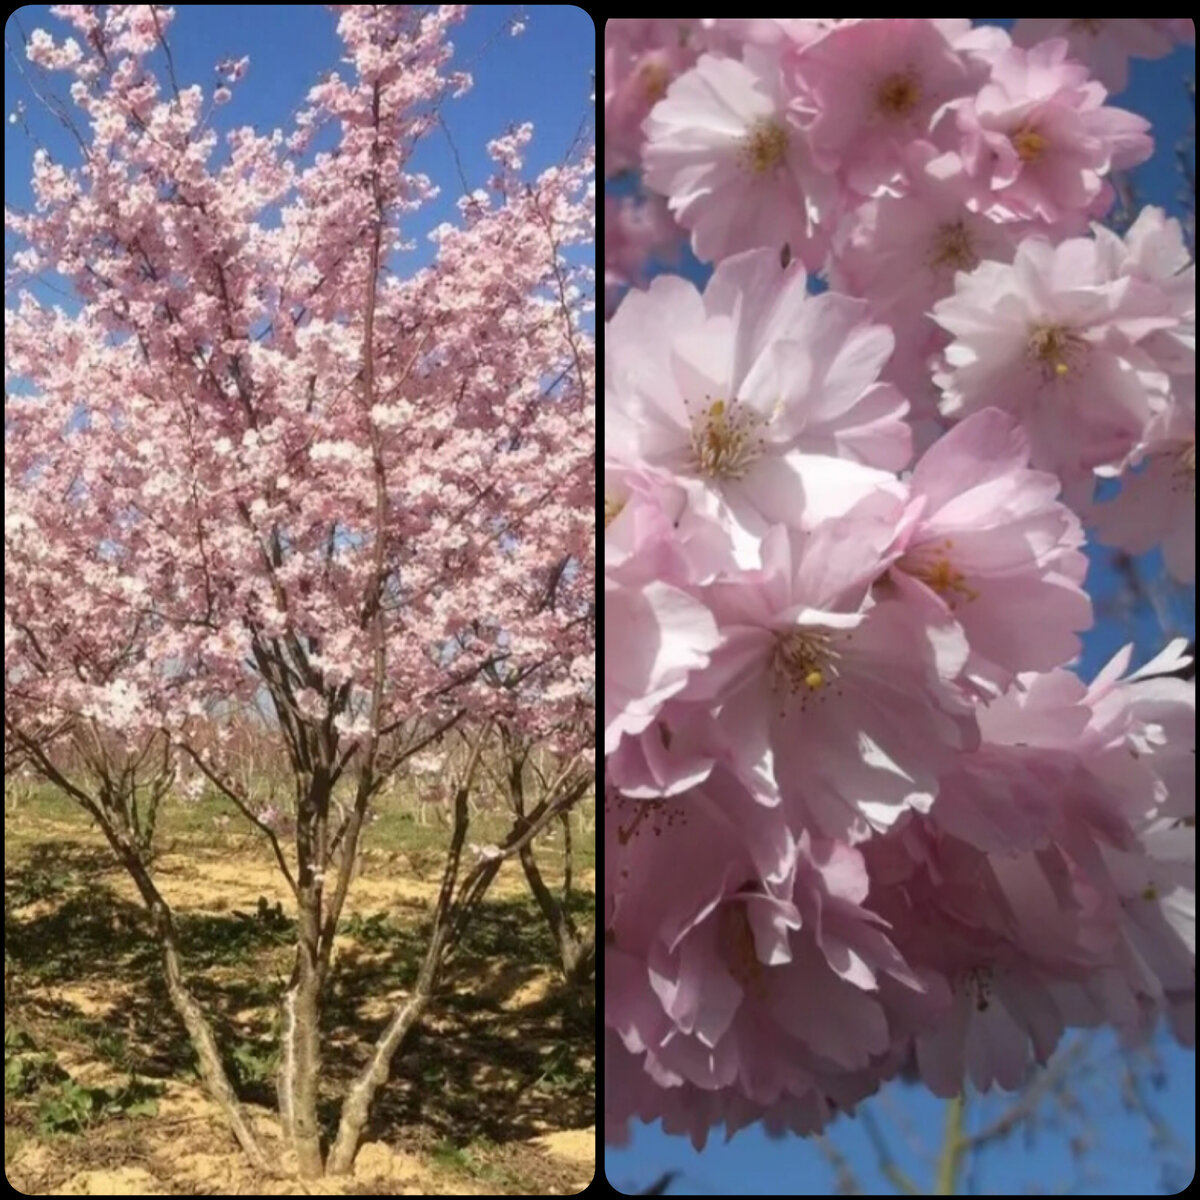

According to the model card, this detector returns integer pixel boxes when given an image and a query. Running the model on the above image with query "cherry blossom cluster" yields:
[7,7,594,766]
[605,18,1195,1148]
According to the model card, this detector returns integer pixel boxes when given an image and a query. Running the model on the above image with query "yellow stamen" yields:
[1027,323,1085,380]
[1011,126,1049,164]
[686,395,766,479]
[741,119,789,175]
[876,72,921,118]
[927,220,979,273]
[640,61,670,104]
[772,630,841,706]
[604,493,625,529]
[902,539,980,608]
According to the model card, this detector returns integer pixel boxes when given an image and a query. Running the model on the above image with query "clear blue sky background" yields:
[5,4,595,291]
[605,19,1195,1196]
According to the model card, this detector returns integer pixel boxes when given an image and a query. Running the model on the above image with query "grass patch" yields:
[4,778,595,1193]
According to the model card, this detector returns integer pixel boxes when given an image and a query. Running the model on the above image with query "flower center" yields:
[604,492,626,529]
[927,220,979,273]
[876,71,921,118]
[1069,18,1105,35]
[772,629,841,701]
[961,965,995,1012]
[1011,125,1049,164]
[607,790,689,851]
[1027,323,1085,380]
[901,539,980,608]
[640,59,670,104]
[717,898,765,993]
[740,119,789,175]
[686,396,766,479]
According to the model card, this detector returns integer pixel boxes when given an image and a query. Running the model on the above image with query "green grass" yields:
[5,777,595,870]
[4,774,596,1174]
[431,1135,541,1192]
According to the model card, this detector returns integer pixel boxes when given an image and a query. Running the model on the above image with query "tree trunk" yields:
[325,991,432,1175]
[116,842,272,1175]
[326,761,480,1175]
[278,770,329,1180]
[278,953,324,1179]
[518,836,594,983]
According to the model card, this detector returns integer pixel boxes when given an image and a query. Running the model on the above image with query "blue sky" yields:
[5,4,595,286]
[605,20,1195,1196]
[610,1027,1196,1195]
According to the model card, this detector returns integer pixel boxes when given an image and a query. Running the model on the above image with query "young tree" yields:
[6,4,594,1180]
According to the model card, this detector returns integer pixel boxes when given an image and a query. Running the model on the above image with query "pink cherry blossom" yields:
[606,248,911,560]
[786,18,979,198]
[603,577,719,757]
[914,641,1196,1061]
[1012,18,1195,94]
[686,519,976,842]
[828,145,1021,330]
[602,16,1195,1152]
[641,49,837,267]
[7,4,596,760]
[931,234,1175,502]
[934,38,1153,227]
[604,19,704,176]
[894,407,1092,691]
[1091,205,1196,381]
[1090,377,1195,583]
[886,834,1091,1096]
[606,769,927,1116]
[1075,638,1197,826]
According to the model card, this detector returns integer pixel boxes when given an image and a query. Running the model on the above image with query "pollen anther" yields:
[1027,323,1086,381]
[686,395,766,479]
[740,119,789,175]
[876,71,921,118]
[772,629,841,706]
[927,220,979,273]
[1011,125,1049,163]
[604,493,625,529]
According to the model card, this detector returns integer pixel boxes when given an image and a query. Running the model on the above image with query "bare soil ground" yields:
[4,799,595,1195]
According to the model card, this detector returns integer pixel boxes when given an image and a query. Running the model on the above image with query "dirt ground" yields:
[4,808,596,1195]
